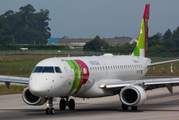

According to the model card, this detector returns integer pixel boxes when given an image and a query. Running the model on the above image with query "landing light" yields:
[99,84,106,88]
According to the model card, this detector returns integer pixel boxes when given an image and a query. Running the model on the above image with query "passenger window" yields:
[55,67,62,73]
[83,68,87,74]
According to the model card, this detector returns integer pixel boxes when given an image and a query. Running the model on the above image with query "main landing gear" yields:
[59,98,75,110]
[122,104,138,111]
[46,98,55,115]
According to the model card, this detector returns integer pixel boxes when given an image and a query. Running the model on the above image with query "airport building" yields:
[47,38,137,49]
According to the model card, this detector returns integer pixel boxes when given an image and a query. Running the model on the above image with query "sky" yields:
[0,0,179,39]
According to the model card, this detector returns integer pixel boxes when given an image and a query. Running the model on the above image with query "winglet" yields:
[132,4,150,57]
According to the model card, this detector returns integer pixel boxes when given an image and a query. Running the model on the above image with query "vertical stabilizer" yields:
[132,4,150,57]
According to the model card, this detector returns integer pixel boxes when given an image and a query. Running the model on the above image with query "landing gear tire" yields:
[68,99,75,110]
[131,106,138,111]
[122,104,128,110]
[60,99,66,110]
[50,108,55,115]
[46,108,50,115]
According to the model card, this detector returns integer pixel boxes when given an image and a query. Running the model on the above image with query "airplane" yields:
[1,4,179,115]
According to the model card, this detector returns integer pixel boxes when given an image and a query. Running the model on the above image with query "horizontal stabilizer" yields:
[148,59,179,67]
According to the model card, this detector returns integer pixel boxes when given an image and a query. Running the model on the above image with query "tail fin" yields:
[132,4,150,57]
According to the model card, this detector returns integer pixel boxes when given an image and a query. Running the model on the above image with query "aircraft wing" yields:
[100,78,179,94]
[148,59,179,66]
[0,75,29,89]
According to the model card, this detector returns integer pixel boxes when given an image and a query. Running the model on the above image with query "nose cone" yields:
[29,84,44,97]
[29,74,47,97]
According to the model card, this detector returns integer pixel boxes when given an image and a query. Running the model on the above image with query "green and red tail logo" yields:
[132,4,150,57]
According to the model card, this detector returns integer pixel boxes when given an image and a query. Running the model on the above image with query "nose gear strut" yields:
[46,98,55,115]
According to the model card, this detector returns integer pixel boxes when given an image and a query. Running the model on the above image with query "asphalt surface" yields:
[0,86,179,120]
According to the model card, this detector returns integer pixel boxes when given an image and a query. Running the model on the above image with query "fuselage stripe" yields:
[71,60,81,89]
[65,59,89,95]
[65,60,76,94]
[74,60,89,94]
[65,60,82,94]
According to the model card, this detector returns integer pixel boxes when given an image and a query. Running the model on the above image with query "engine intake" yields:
[120,86,147,106]
[22,87,47,105]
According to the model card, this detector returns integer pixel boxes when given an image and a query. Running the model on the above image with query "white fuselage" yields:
[29,54,151,98]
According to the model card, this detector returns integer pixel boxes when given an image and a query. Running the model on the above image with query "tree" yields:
[0,4,51,44]
[162,39,176,49]
[163,29,172,41]
[172,27,179,40]
[155,32,163,42]
[83,35,109,52]
[148,34,161,47]
[171,27,179,47]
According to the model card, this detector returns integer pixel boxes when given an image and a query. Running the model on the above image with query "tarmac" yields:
[0,86,179,120]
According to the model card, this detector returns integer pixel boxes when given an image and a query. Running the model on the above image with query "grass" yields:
[146,62,179,76]
[0,85,27,95]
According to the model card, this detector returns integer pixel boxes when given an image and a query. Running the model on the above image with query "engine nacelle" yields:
[22,87,47,105]
[120,86,147,106]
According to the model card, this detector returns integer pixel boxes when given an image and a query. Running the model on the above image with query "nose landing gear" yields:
[46,98,55,115]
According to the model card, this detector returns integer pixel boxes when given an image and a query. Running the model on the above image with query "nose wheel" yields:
[46,98,55,115]
[59,98,75,110]
[46,108,55,115]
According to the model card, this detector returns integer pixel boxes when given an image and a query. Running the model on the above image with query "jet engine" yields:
[120,86,147,106]
[22,87,47,105]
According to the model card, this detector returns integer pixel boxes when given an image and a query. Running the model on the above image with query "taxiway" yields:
[0,86,179,120]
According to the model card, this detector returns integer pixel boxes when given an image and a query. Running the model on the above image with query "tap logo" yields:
[132,60,140,63]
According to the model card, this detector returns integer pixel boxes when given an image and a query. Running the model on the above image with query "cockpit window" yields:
[42,67,54,73]
[33,66,54,73]
[33,66,43,73]
[55,67,62,73]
